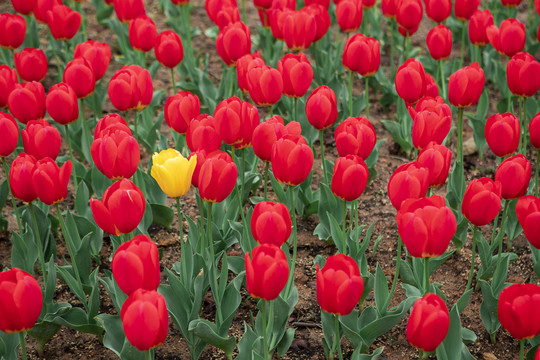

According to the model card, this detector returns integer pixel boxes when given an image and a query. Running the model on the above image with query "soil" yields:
[0,0,538,359]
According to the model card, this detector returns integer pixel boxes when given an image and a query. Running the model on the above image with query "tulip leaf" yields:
[28,321,62,354]
[504,200,522,244]
[314,183,342,241]
[75,181,91,219]
[351,347,383,360]
[328,212,346,254]
[479,280,501,337]
[49,307,103,336]
[188,319,236,356]
[374,264,389,316]
[0,331,19,360]
[380,120,413,155]
[436,306,464,360]
[10,230,38,275]
[100,270,128,313]
[149,204,174,230]
[96,314,145,360]
[456,289,472,315]
[237,322,260,360]
[276,328,296,357]
[491,255,511,296]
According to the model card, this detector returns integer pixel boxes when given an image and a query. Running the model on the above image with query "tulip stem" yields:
[182,4,192,63]
[176,197,183,237]
[241,0,246,23]
[460,22,466,68]
[348,70,354,117]
[19,332,27,360]
[56,204,83,295]
[294,97,298,122]
[134,110,139,145]
[384,237,402,313]
[199,193,205,255]
[536,150,539,198]
[520,97,528,154]
[439,60,447,100]
[284,186,297,298]
[365,77,370,120]
[263,161,269,201]
[262,300,270,360]
[80,99,93,164]
[520,339,525,360]
[495,200,509,268]
[388,20,395,76]
[146,349,152,360]
[1,158,23,234]
[465,225,478,294]
[457,107,464,166]
[354,199,358,229]
[29,202,47,284]
[320,130,329,184]
[331,314,342,360]
[64,125,78,188]
[342,200,347,234]
[171,68,177,94]
[424,257,430,294]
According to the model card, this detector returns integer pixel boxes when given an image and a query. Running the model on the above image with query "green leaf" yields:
[0,331,19,360]
[374,264,389,316]
[188,319,236,356]
[28,321,61,354]
[314,183,342,240]
[10,230,38,275]
[150,204,174,229]
[351,347,384,360]
[479,280,501,335]
[436,306,464,360]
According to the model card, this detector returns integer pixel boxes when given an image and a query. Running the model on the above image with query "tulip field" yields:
[2,0,540,359]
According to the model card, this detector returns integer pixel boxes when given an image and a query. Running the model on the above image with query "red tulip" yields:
[206,0,237,24]
[170,0,189,4]
[334,117,376,159]
[331,155,369,201]
[0,65,18,108]
[164,91,200,135]
[214,97,260,148]
[245,244,289,300]
[406,293,449,352]
[0,268,43,334]
[91,127,140,180]
[304,4,331,42]
[45,83,79,126]
[271,134,314,186]
[448,62,485,108]
[485,113,520,157]
[387,161,429,210]
[32,158,72,205]
[282,10,317,51]
[90,179,146,235]
[269,8,291,41]
[454,0,480,21]
[305,86,338,130]
[247,65,283,106]
[424,0,451,23]
[121,289,168,351]
[112,235,160,296]
[33,0,61,24]
[506,52,540,98]
[237,52,266,93]
[9,153,37,203]
[412,108,452,150]
[395,59,426,104]
[498,284,540,340]
[501,0,522,7]
[7,81,46,124]
[486,18,525,58]
[198,151,238,203]
[46,5,81,41]
[462,177,502,226]
[155,30,184,68]
[426,25,452,61]
[397,195,456,257]
[0,112,18,158]
[278,53,313,98]
[186,114,222,153]
[495,154,531,200]
[189,149,207,188]
[113,0,146,23]
[469,10,494,46]
[252,117,301,162]
[424,73,439,98]
[363,0,377,8]
[396,0,423,36]
[14,48,47,82]
[73,40,112,81]
[22,120,61,161]
[516,195,540,248]
[213,5,241,29]
[408,96,452,127]
[336,0,363,33]
[305,0,330,8]
[343,33,380,77]
[0,14,26,50]
[94,113,131,139]
[530,112,540,149]
[251,202,292,246]
[129,16,157,52]
[11,0,33,15]
[108,65,153,111]
[254,0,273,9]
[216,21,251,66]
[536,0,540,15]
[316,254,364,316]
[63,58,96,99]
[416,142,452,188]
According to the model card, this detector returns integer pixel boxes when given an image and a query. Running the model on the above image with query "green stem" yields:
[146,349,152,360]
[19,332,27,360]
[388,19,395,76]
[241,0,246,23]
[332,314,342,360]
[424,257,430,294]
[405,34,410,60]
[207,202,213,261]
[29,202,46,284]
[348,70,353,116]
[439,60,447,100]
[182,4,192,61]
[199,193,205,255]
[520,339,525,360]
[354,199,358,229]
[464,225,478,294]
[80,99,93,164]
[365,77,370,119]
[55,203,82,288]
[263,161,269,201]
[294,97,298,122]
[342,200,347,233]
[384,237,402,312]
[457,107,464,165]
[176,197,183,237]
[229,67,234,98]
[460,21,466,68]
[262,300,270,360]
[284,186,297,298]
[522,98,528,154]
[134,110,139,144]
[64,124,78,188]
[536,149,539,198]
[1,158,23,233]
[495,200,510,269]
[269,106,273,117]
[50,35,63,81]
[171,68,177,94]
[320,130,328,184]
[418,349,425,360]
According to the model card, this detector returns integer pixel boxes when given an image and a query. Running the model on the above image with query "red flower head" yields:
[424,73,439,98]
[331,155,369,201]
[154,30,184,68]
[498,284,540,340]
[22,120,61,161]
[462,177,502,226]
[14,48,47,83]
[416,142,452,188]
[387,161,429,210]
[91,127,140,180]
[245,244,289,300]
[454,0,480,21]
[206,0,237,24]
[395,59,426,104]
[129,16,157,52]
[382,0,399,18]
[485,112,520,158]
[530,112,540,149]
[198,150,238,203]
[251,201,292,246]
[424,0,451,23]
[305,0,330,8]
[216,21,251,67]
[108,65,153,111]
[343,33,380,77]
[11,0,33,15]
[237,52,266,93]
[426,25,452,61]
[506,52,540,98]
[516,196,540,248]
[186,114,222,153]
[501,0,522,7]
[34,0,61,24]
[94,113,131,139]
[278,52,313,98]
[0,111,18,158]
[32,158,72,205]
[9,153,37,203]
[0,14,26,50]
[336,0,363,33]
[7,81,46,124]
[271,134,314,186]
[486,18,525,58]
[468,10,494,46]
[408,96,452,123]
[113,0,146,23]
[304,4,331,42]
[63,58,96,99]
[269,7,291,41]
[305,85,338,130]
[164,91,200,135]
[214,97,260,148]
[189,149,207,188]
[495,154,531,200]
[253,117,301,162]
[246,65,284,106]
[448,62,485,108]
[46,5,81,41]
[213,5,240,30]
[406,293,449,352]
[396,0,423,36]
[73,40,112,81]
[334,117,376,159]
[46,82,79,125]
[282,10,317,51]
[254,0,273,9]
[411,107,452,150]
[0,65,18,108]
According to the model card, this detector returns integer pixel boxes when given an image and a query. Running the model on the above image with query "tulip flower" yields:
[268,7,290,41]
[506,52,540,98]
[331,155,369,202]
[0,65,18,108]
[34,0,61,24]
[462,178,502,227]
[305,0,330,8]
[73,40,112,81]
[91,127,140,180]
[32,158,72,205]
[426,25,452,61]
[90,179,146,235]
[395,59,426,104]
[155,30,184,68]
[485,113,520,158]
[254,0,273,9]
[9,153,37,203]
[22,120,61,161]
[129,16,157,52]
[251,202,292,247]
[411,108,452,150]
[416,143,452,188]
[0,14,26,50]
[305,86,338,130]
[246,65,284,106]
[516,196,540,248]
[498,284,540,340]
[63,58,96,99]
[46,83,79,126]
[216,21,251,66]
[112,235,160,296]
[151,149,197,198]
[304,4,331,42]
[382,0,399,17]
[11,0,33,15]
[94,113,131,139]
[501,0,522,6]
[113,0,146,23]
[206,0,237,24]
[343,34,380,77]
[198,151,237,203]
[0,268,43,334]
[387,162,429,210]
[186,114,222,153]
[245,244,289,301]
[121,289,168,351]
[282,10,317,51]
[108,65,153,112]
[530,112,540,150]
[7,81,46,124]
[363,0,377,8]
[336,0,363,33]
[486,18,525,58]
[468,10,494,47]
[396,0,423,37]
[406,293,449,352]
[271,134,314,186]
[237,52,266,94]
[424,0,451,23]
[495,154,531,200]
[214,97,260,148]
[408,96,452,122]
[454,0,480,21]
[189,150,207,188]
[164,91,200,135]
[278,53,313,98]
[46,5,82,41]
[16,54,41,89]
[0,112,18,158]
[213,5,241,29]
[334,117,377,159]
[424,73,439,98]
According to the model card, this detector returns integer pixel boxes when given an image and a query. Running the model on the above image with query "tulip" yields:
[334,117,376,159]
[304,4,331,42]
[94,113,131,139]
[108,65,153,111]
[155,30,184,68]
[112,235,160,296]
[426,25,452,61]
[9,153,37,203]
[246,65,284,106]
[412,108,452,150]
[171,0,189,4]
[46,5,81,41]
[90,179,146,235]
[14,48,47,82]
[206,0,237,24]
[485,113,520,158]
[331,155,369,202]
[416,143,452,188]
[34,0,61,24]
[0,14,26,50]
[387,161,429,210]
[454,0,480,21]
[316,253,364,316]
[363,0,377,8]
[486,18,525,58]
[198,151,238,203]
[448,62,484,108]
[189,150,207,188]
[129,16,157,52]
[121,289,168,351]
[530,112,540,149]
[253,117,301,162]
[282,10,317,51]
[186,114,222,153]
[216,21,251,66]
[254,0,273,9]
[213,5,241,29]
[516,196,540,248]
[251,202,292,246]
[271,134,314,186]
[46,83,79,125]
[395,59,426,104]
[424,0,451,23]
[22,120,61,161]
[0,268,43,334]
[278,53,313,98]
[113,0,146,23]
[498,284,540,340]
[406,293,449,352]
[7,81,46,124]
[336,0,363,33]
[506,52,540,98]
[382,0,399,18]
[0,112,18,158]
[495,154,531,200]
[343,34,380,77]
[32,158,72,205]
[462,178,502,227]
[501,0,522,7]
[0,65,18,108]
[11,0,33,15]
[305,0,330,8]
[63,58,96,99]
[268,8,291,41]
[164,91,200,135]
[151,149,196,198]
[424,73,439,98]
[396,0,423,36]
[468,10,494,47]
[214,97,260,148]
[237,52,266,93]
[73,40,112,81]
[305,86,338,130]
[408,96,452,123]
[245,244,289,300]
[91,128,140,180]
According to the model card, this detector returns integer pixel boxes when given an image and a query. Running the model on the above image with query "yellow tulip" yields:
[151,149,197,198]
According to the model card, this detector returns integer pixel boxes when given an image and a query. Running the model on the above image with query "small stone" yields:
[463,137,478,156]
[482,353,497,360]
